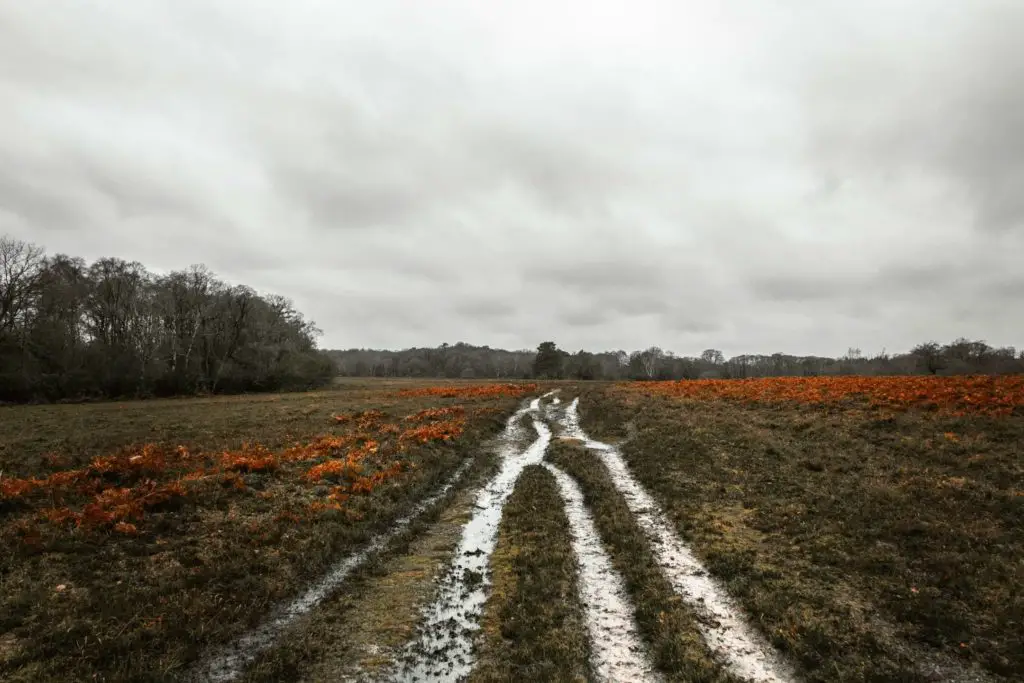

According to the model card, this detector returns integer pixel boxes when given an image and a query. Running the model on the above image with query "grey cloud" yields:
[2,0,1022,357]
[750,274,853,303]
[798,1,1024,234]
[748,255,1013,307]
[560,307,611,328]
[526,260,669,292]
[664,314,721,335]
[749,263,960,304]
[451,298,519,320]
[0,170,88,230]
[875,264,958,291]
[276,168,421,230]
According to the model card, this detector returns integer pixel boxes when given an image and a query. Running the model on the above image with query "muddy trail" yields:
[558,397,795,683]
[193,391,797,682]
[393,398,553,680]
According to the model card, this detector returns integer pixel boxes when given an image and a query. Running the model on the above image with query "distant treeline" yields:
[0,236,333,402]
[328,338,1024,381]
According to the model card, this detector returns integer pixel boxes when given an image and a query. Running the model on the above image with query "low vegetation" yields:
[3,374,1019,682]
[622,374,1024,416]
[549,439,736,683]
[577,377,1023,681]
[473,465,591,682]
[0,379,535,682]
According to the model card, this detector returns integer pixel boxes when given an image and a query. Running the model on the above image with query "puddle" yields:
[544,463,660,682]
[191,459,476,682]
[394,402,552,681]
[543,392,564,421]
[560,399,796,683]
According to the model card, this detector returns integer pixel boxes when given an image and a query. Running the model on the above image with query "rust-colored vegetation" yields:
[0,403,474,538]
[622,375,1024,415]
[399,420,465,445]
[0,382,531,683]
[404,405,466,422]
[394,382,538,400]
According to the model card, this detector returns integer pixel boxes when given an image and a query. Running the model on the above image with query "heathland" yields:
[1,375,1020,682]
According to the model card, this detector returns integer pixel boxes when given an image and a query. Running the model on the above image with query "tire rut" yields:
[558,397,796,683]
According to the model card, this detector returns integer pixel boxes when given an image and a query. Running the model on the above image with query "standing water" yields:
[544,463,660,682]
[559,398,795,683]
[191,460,474,683]
[395,399,552,681]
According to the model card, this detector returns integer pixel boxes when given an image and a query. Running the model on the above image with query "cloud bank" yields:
[2,0,1022,355]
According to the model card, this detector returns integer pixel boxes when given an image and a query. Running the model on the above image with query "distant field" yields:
[1,376,1019,683]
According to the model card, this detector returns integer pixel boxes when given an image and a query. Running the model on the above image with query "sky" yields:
[2,1,1022,357]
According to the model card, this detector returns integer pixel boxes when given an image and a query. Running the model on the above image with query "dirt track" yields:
[198,391,798,682]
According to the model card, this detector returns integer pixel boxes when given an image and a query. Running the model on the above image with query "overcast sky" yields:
[2,1,1022,356]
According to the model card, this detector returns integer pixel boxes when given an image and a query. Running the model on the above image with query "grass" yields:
[7,377,1016,681]
[238,455,498,683]
[0,379,522,475]
[0,379,536,682]
[472,465,591,683]
[547,438,737,682]
[575,385,1023,682]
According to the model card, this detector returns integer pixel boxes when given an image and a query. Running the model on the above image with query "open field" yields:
[578,377,1023,682]
[0,379,535,682]
[2,376,1021,682]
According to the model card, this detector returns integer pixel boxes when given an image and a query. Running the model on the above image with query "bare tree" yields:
[910,342,944,375]
[0,234,333,401]
[0,236,45,336]
[700,348,724,365]
[640,346,663,379]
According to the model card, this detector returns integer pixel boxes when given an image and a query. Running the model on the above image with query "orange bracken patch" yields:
[404,406,466,422]
[395,383,538,400]
[399,420,465,445]
[620,375,1024,416]
[282,434,352,462]
[4,396,492,537]
[220,443,279,473]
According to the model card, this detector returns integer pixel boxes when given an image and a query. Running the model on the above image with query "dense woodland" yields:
[328,338,1024,381]
[0,236,333,402]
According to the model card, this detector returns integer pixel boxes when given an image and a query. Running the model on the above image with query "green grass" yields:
[548,438,737,683]
[575,386,1023,681]
[472,465,592,683]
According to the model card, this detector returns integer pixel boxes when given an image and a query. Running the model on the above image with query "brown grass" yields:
[0,379,534,682]
[576,385,1023,682]
[472,464,591,682]
[548,438,737,682]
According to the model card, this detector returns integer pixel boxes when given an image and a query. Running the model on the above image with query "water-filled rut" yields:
[394,397,552,680]
[558,398,796,683]
[197,391,796,683]
[544,462,659,682]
